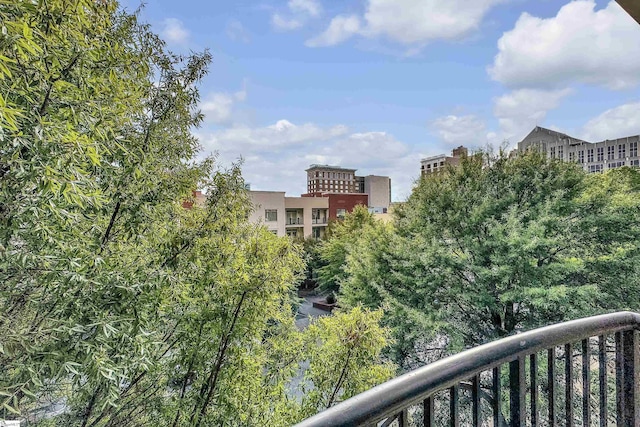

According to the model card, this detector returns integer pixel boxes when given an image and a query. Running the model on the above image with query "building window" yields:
[265,209,277,222]
[619,144,626,158]
[550,147,556,158]
[588,164,603,173]
[587,149,593,163]
[578,150,584,164]
[608,161,625,169]
[558,146,563,159]
[631,159,640,167]
[336,208,346,220]
[608,146,615,160]
[569,152,575,162]
[597,147,604,161]
[631,142,638,157]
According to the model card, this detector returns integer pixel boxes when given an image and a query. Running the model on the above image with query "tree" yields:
[0,2,392,424]
[341,151,640,367]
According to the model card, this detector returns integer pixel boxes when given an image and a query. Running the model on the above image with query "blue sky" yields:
[122,0,640,201]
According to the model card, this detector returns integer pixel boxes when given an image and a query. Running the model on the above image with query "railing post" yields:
[622,330,640,425]
[509,357,525,427]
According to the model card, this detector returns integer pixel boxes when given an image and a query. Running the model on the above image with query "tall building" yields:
[421,146,468,176]
[305,164,391,212]
[518,126,640,173]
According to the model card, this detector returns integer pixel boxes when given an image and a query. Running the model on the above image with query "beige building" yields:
[363,175,391,212]
[248,191,329,239]
[306,165,358,194]
[421,146,468,176]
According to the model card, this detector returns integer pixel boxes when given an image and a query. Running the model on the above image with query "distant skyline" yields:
[122,0,640,201]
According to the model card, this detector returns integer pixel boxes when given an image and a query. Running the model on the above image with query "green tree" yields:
[341,151,640,367]
[0,1,392,424]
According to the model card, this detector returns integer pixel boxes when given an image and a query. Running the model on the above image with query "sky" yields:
[121,0,640,201]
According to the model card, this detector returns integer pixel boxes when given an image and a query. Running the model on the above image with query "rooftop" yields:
[306,164,357,172]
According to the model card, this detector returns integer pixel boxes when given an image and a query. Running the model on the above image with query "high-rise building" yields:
[306,165,358,194]
[421,146,468,176]
[518,126,640,172]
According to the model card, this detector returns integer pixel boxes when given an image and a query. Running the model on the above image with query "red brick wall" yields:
[327,194,368,220]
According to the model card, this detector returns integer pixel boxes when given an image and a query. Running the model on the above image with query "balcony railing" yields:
[312,218,327,224]
[295,311,640,427]
[287,218,303,225]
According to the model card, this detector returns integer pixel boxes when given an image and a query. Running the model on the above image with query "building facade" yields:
[518,127,640,172]
[421,146,468,176]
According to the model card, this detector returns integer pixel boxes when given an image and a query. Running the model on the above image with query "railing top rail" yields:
[295,311,640,427]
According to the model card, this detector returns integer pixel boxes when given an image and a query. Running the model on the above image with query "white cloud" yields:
[226,20,251,43]
[271,0,321,31]
[430,115,487,146]
[307,0,503,49]
[198,121,422,201]
[160,18,190,45]
[581,102,640,141]
[288,0,322,17]
[492,88,572,143]
[200,88,247,125]
[305,15,361,47]
[489,1,640,90]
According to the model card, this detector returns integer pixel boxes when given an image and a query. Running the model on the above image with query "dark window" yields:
[587,149,593,163]
[631,142,638,157]
[578,151,584,164]
[619,144,626,159]
[608,146,615,160]
[597,147,604,161]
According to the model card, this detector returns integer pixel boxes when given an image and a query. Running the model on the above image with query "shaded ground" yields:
[295,294,331,330]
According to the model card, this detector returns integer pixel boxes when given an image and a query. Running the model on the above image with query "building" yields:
[305,164,391,212]
[421,146,468,176]
[518,126,640,173]
[248,191,330,239]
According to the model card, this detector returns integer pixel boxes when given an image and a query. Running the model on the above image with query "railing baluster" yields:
[472,374,481,426]
[424,396,434,427]
[399,408,408,427]
[493,366,501,427]
[548,347,556,427]
[566,343,574,427]
[622,329,639,424]
[598,335,607,427]
[450,385,459,427]
[509,356,525,427]
[582,339,590,425]
[616,331,624,424]
[530,353,538,427]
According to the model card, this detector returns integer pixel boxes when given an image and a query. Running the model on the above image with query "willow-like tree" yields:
[0,1,392,425]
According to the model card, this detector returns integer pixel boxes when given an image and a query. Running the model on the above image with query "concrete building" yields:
[518,126,640,173]
[248,191,330,239]
[363,175,391,213]
[421,146,468,176]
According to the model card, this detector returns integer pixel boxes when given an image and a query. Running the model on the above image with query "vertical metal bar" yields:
[399,408,409,427]
[530,353,538,427]
[472,375,481,426]
[509,357,525,427]
[598,335,607,427]
[582,339,591,425]
[622,329,640,424]
[424,396,434,427]
[616,331,624,425]
[565,343,574,427]
[548,348,556,427]
[450,385,459,427]
[493,367,501,427]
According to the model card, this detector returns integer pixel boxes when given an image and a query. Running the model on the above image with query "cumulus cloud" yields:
[271,0,321,31]
[492,88,572,143]
[581,102,640,141]
[160,18,189,45]
[489,1,640,90]
[307,0,504,49]
[306,15,361,47]
[200,87,247,125]
[430,115,487,146]
[198,121,422,201]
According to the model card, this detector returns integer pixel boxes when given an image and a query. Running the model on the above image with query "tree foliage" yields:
[0,1,391,425]
[341,151,640,368]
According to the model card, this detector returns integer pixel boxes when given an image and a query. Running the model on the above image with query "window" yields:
[631,159,640,167]
[608,146,615,160]
[631,141,638,157]
[578,150,584,164]
[550,147,556,158]
[336,208,346,219]
[558,146,564,159]
[608,161,625,169]
[587,149,593,163]
[265,209,277,222]
[597,147,604,162]
[569,152,575,162]
[619,144,626,159]
[588,164,603,173]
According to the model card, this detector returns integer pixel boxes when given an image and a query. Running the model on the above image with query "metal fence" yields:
[295,311,640,426]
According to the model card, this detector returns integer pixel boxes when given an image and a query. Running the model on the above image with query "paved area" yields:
[295,295,331,330]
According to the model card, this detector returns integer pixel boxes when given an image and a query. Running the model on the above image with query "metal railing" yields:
[312,218,327,224]
[287,218,303,225]
[295,311,640,427]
